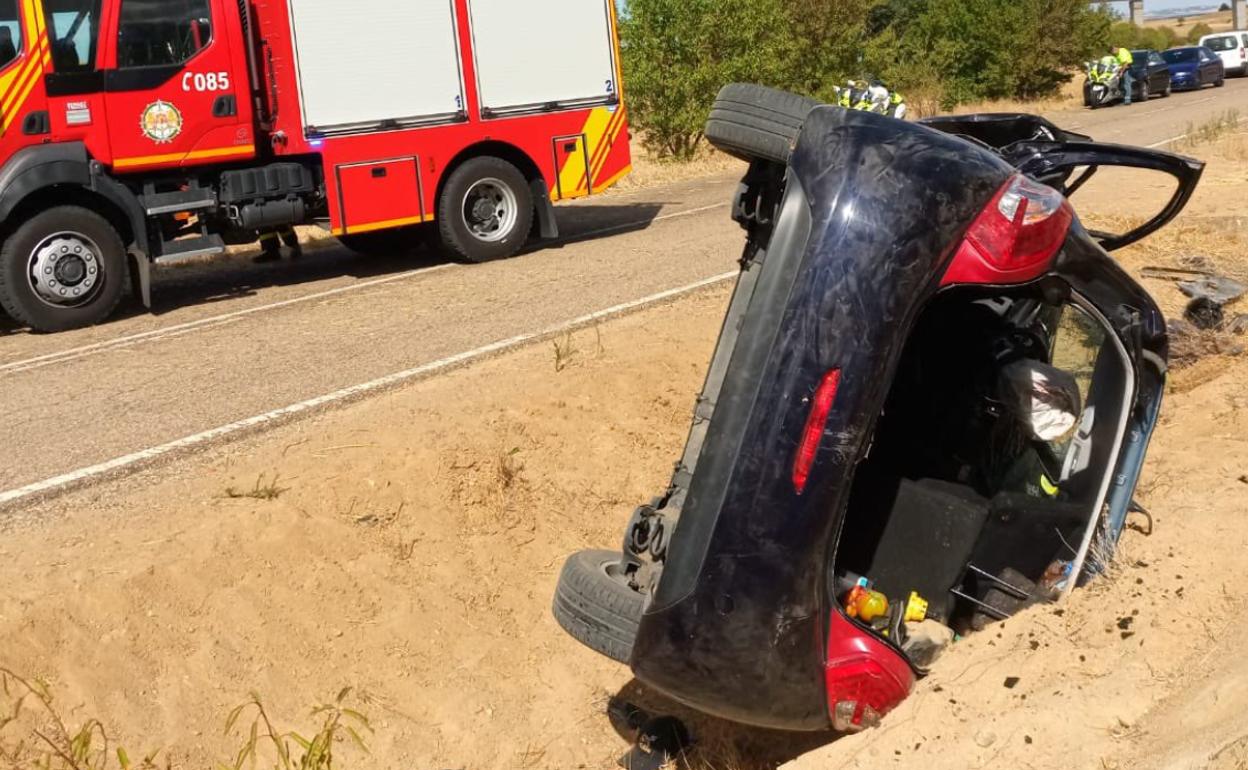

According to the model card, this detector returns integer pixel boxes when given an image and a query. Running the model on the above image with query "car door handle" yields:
[212,95,237,118]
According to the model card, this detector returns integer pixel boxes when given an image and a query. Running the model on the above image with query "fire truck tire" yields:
[552,549,644,664]
[437,156,534,263]
[0,206,128,333]
[705,83,821,164]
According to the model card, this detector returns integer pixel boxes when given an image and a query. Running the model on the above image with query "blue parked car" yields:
[1163,46,1226,90]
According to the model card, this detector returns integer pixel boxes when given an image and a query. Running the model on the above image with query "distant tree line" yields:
[620,0,1113,159]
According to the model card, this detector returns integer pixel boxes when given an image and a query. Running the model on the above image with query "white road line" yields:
[0,270,738,508]
[0,264,455,373]
[0,202,732,375]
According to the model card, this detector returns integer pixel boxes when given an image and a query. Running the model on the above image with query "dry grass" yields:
[1177,109,1244,151]
[1145,9,1235,34]
[224,472,289,501]
[615,136,745,191]
[942,77,1085,118]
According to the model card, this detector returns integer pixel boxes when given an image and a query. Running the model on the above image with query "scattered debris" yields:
[1003,676,1021,689]
[617,716,691,770]
[1228,314,1248,335]
[902,620,956,668]
[1185,297,1225,331]
[974,730,998,749]
[1177,274,1246,306]
[1167,319,1246,368]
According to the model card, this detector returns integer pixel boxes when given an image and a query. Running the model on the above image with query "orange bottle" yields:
[844,579,889,622]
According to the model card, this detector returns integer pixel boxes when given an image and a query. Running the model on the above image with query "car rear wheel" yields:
[552,549,645,664]
[1138,80,1150,101]
[0,205,128,332]
[436,156,534,263]
[1162,80,1172,97]
[705,83,821,164]
[1216,74,1225,87]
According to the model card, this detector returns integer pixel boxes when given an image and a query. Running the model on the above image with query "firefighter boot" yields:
[254,231,282,263]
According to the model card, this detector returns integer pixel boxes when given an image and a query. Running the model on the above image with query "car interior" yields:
[831,287,1132,658]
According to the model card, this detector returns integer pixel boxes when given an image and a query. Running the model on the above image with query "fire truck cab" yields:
[0,0,631,331]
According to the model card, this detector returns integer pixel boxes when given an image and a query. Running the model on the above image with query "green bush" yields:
[1188,22,1215,43]
[622,0,1115,158]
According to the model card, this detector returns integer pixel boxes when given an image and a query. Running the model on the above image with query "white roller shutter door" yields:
[468,0,618,115]
[289,0,465,131]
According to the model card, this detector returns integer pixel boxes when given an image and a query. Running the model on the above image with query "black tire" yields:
[1216,75,1225,87]
[552,549,645,664]
[1163,80,1172,97]
[705,83,821,164]
[0,205,127,332]
[1138,80,1150,101]
[436,156,533,263]
[338,224,432,257]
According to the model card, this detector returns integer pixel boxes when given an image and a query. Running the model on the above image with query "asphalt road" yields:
[2,79,1246,503]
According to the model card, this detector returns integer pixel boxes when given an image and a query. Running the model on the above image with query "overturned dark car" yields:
[553,84,1202,733]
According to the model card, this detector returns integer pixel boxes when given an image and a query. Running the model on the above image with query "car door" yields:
[1199,48,1220,81]
[1149,52,1167,89]
[102,0,254,172]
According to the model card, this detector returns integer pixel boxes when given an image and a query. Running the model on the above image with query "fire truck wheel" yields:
[551,549,644,664]
[0,206,128,333]
[437,157,534,263]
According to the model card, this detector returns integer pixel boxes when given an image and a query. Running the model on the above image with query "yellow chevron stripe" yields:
[0,54,39,115]
[589,108,627,188]
[585,107,624,184]
[2,56,43,132]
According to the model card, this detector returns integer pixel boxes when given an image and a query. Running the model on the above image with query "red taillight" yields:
[825,612,914,731]
[791,369,841,494]
[940,173,1073,287]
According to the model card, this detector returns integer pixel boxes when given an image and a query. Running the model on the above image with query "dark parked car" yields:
[1128,49,1173,99]
[1164,45,1226,90]
[553,85,1204,733]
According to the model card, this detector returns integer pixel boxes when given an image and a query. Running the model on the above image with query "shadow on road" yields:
[0,201,670,335]
[606,678,838,769]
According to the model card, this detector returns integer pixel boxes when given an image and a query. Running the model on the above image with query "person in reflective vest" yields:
[1113,46,1135,105]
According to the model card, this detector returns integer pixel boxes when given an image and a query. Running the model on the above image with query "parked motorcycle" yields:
[1084,58,1125,108]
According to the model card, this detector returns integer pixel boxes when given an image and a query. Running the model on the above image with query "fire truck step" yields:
[156,234,226,264]
[140,189,219,217]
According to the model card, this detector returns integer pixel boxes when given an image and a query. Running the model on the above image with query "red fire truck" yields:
[0,0,631,331]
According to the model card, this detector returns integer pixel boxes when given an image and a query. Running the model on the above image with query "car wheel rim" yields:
[462,178,518,243]
[27,231,104,308]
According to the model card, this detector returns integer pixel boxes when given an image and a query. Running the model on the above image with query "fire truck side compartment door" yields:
[551,134,588,199]
[335,158,424,235]
[468,0,617,116]
[288,0,464,132]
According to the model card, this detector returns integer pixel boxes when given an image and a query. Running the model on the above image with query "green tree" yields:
[1188,22,1214,43]
[620,0,793,159]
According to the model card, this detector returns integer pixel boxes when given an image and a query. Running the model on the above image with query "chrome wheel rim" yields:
[27,232,104,307]
[462,178,518,243]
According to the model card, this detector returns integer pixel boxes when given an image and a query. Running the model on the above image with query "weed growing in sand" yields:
[1179,109,1241,149]
[223,688,372,770]
[0,667,162,770]
[224,473,289,501]
[552,332,575,372]
[497,447,524,490]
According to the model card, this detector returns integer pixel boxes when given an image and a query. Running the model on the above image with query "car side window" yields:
[0,0,21,70]
[116,0,212,69]
[42,0,103,72]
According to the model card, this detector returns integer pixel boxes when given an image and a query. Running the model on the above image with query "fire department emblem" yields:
[140,100,183,144]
